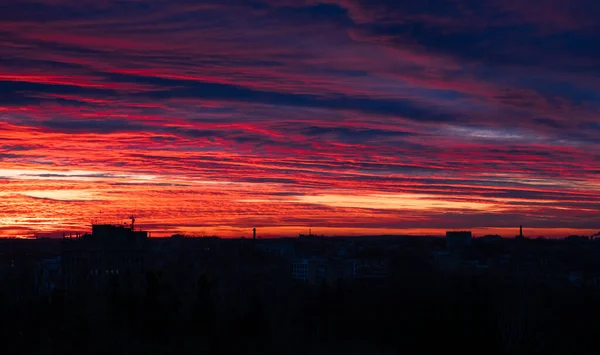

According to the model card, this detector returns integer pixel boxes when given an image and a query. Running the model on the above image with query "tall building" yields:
[61,222,149,296]
[515,225,525,239]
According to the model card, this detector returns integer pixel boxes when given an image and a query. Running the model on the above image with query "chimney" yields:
[253,228,256,240]
[520,225,523,237]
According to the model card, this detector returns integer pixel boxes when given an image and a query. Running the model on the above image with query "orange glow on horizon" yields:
[0,164,597,239]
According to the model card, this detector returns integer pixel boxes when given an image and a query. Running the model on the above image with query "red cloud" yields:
[0,0,598,237]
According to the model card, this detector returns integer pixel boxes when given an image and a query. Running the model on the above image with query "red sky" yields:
[0,0,599,238]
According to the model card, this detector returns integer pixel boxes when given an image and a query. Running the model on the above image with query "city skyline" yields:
[1,0,599,238]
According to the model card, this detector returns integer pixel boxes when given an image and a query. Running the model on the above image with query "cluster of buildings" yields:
[2,222,600,304]
[434,227,600,287]
[17,223,393,303]
[254,233,393,284]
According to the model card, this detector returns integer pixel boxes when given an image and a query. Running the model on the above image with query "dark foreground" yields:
[2,235,600,354]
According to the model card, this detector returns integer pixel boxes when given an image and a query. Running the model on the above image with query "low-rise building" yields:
[446,231,472,249]
[291,257,356,284]
[255,240,296,258]
[354,258,389,279]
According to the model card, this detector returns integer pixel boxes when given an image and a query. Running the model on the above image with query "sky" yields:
[0,0,599,238]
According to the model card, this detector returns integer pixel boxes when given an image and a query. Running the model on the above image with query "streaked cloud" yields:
[0,0,598,237]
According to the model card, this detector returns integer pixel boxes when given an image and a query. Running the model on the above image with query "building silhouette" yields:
[446,231,472,249]
[515,225,525,239]
[61,221,149,297]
